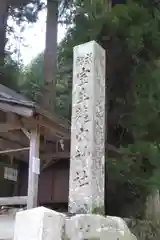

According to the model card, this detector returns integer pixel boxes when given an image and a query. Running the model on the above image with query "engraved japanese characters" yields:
[69,41,106,214]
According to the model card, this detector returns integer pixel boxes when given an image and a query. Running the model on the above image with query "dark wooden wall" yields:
[18,159,69,206]
[0,162,17,197]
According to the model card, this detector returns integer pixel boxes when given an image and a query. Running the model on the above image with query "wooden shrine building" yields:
[0,84,70,210]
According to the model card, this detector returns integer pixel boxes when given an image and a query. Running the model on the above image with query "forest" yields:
[1,0,160,224]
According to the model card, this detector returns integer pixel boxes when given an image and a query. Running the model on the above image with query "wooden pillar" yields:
[27,127,40,209]
[69,41,106,214]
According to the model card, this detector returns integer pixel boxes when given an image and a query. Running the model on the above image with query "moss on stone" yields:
[92,206,105,215]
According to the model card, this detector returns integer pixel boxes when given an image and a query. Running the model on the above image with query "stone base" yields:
[14,207,137,240]
[14,207,65,240]
[66,214,137,240]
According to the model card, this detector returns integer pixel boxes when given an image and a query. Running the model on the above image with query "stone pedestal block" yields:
[14,207,65,240]
[65,214,137,240]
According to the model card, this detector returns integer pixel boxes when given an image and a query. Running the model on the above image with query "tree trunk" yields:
[0,0,8,80]
[43,0,58,112]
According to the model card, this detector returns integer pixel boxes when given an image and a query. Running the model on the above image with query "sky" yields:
[13,9,66,65]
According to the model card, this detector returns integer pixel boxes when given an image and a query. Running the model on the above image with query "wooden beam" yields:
[21,128,31,139]
[19,114,70,139]
[0,147,29,154]
[0,196,27,206]
[0,122,21,132]
[35,115,70,139]
[19,117,31,139]
[0,131,28,147]
[41,159,59,171]
[0,136,26,151]
[27,127,40,209]
[41,152,70,160]
[41,152,69,171]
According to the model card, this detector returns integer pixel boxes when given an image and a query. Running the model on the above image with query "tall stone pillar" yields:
[69,41,106,214]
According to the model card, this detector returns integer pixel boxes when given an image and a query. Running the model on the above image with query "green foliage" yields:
[21,50,71,119]
[1,54,20,91]
[9,0,45,24]
[21,53,44,101]
[92,206,105,215]
[107,142,160,191]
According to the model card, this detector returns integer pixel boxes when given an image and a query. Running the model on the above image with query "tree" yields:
[21,44,71,119]
[42,0,74,111]
[0,0,73,93]
[0,0,44,90]
[0,0,44,61]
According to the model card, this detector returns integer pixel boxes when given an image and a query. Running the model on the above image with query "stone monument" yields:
[69,41,106,214]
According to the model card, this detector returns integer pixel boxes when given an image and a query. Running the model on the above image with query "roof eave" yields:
[0,100,34,117]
